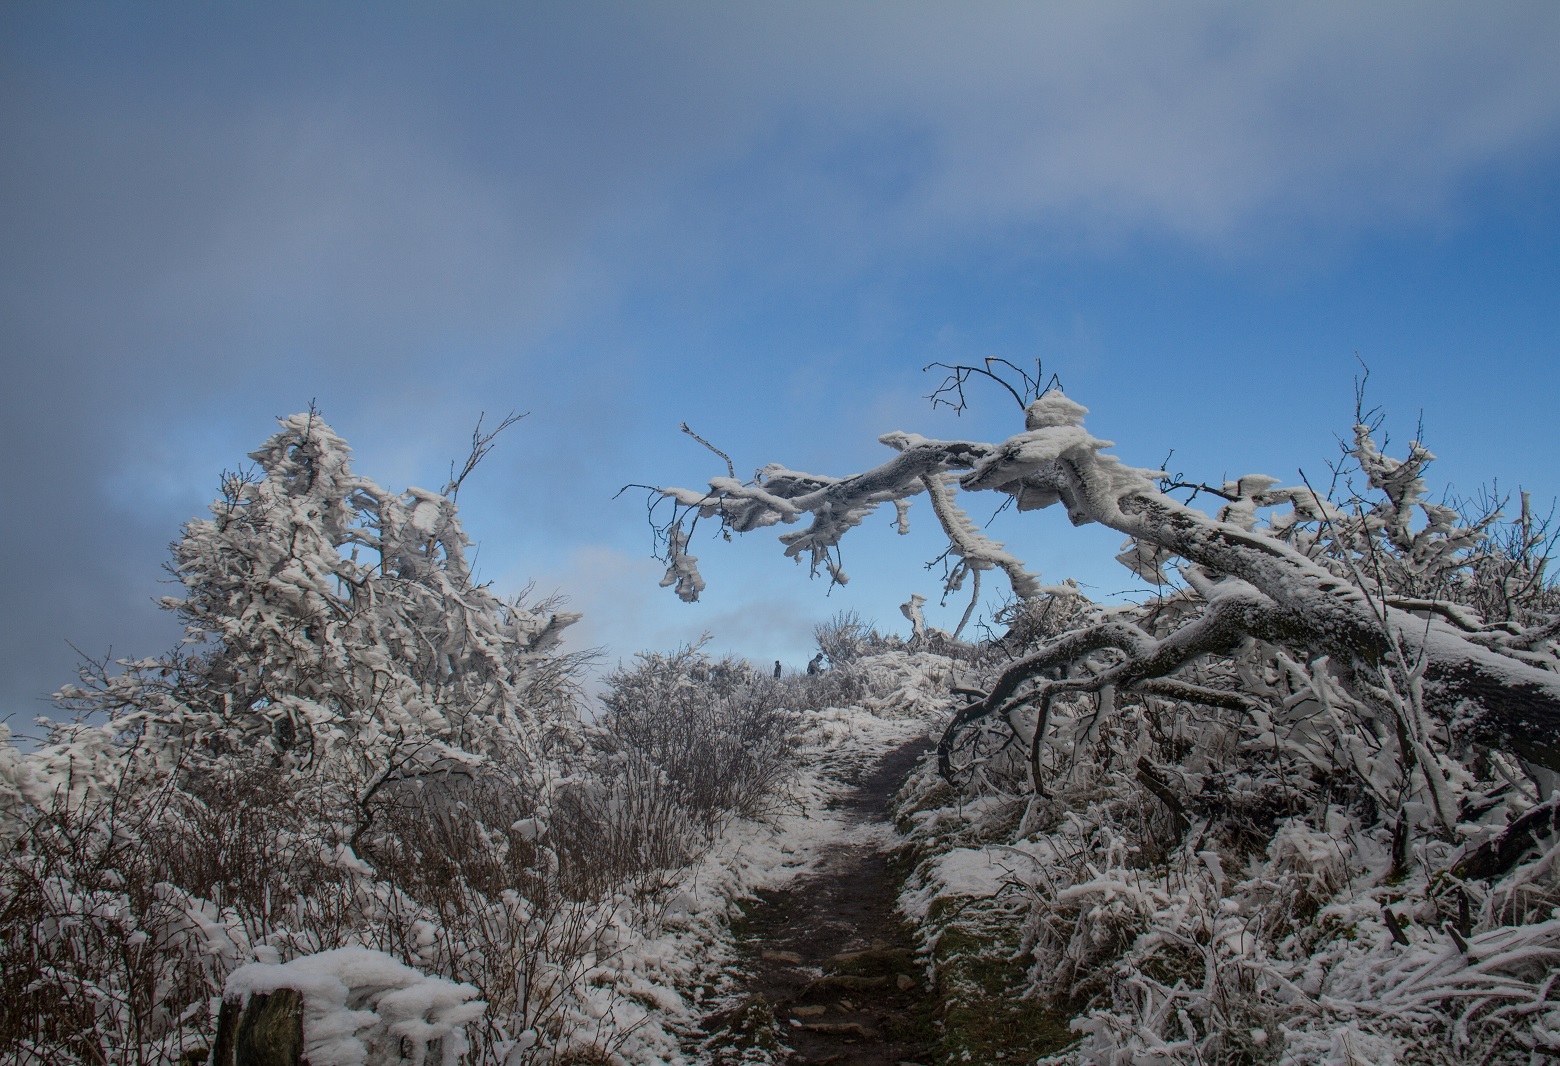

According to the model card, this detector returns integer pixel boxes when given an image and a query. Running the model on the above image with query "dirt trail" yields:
[705,737,933,1065]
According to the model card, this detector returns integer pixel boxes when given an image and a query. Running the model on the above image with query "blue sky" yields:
[4,2,1559,719]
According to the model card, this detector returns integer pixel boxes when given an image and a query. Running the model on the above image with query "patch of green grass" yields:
[700,995,783,1065]
[887,840,928,883]
[896,780,956,825]
[925,897,1081,1064]
[727,896,763,942]
[890,780,1085,1063]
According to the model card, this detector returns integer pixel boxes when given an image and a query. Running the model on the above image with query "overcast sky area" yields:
[4,2,1560,725]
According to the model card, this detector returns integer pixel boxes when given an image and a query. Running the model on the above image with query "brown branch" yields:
[1133,677,1269,716]
[937,591,1294,782]
[1135,756,1191,838]
[1382,906,1410,946]
[1451,796,1560,880]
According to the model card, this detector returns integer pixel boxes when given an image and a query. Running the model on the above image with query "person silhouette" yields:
[773,660,782,679]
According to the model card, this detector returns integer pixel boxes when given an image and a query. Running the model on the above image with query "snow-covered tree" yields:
[50,409,583,838]
[646,371,1560,782]
[0,412,625,1066]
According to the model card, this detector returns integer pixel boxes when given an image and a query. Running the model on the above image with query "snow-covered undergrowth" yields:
[893,614,1560,1065]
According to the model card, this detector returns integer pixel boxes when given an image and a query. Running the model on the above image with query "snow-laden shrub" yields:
[899,701,1560,1064]
[596,643,800,826]
[544,644,807,900]
[893,662,1560,1064]
[812,610,878,665]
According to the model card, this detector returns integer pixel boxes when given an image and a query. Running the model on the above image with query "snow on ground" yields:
[901,846,1020,922]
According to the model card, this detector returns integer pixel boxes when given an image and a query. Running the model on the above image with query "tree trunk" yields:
[211,988,303,1066]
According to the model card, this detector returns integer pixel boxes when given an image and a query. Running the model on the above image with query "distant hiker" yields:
[774,660,782,679]
[807,653,825,675]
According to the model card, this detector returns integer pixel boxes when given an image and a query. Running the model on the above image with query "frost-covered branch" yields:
[650,389,1560,773]
[920,472,1041,600]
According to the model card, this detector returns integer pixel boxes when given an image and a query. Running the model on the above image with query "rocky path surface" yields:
[702,737,934,1065]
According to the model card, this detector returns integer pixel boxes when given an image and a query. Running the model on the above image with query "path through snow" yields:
[702,732,935,1065]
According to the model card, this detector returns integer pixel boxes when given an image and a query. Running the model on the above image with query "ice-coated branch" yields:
[919,471,1041,599]
[651,390,1560,772]
[934,583,1286,779]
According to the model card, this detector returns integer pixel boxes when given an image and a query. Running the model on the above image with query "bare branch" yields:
[679,422,737,479]
[924,357,1062,415]
[446,410,527,500]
